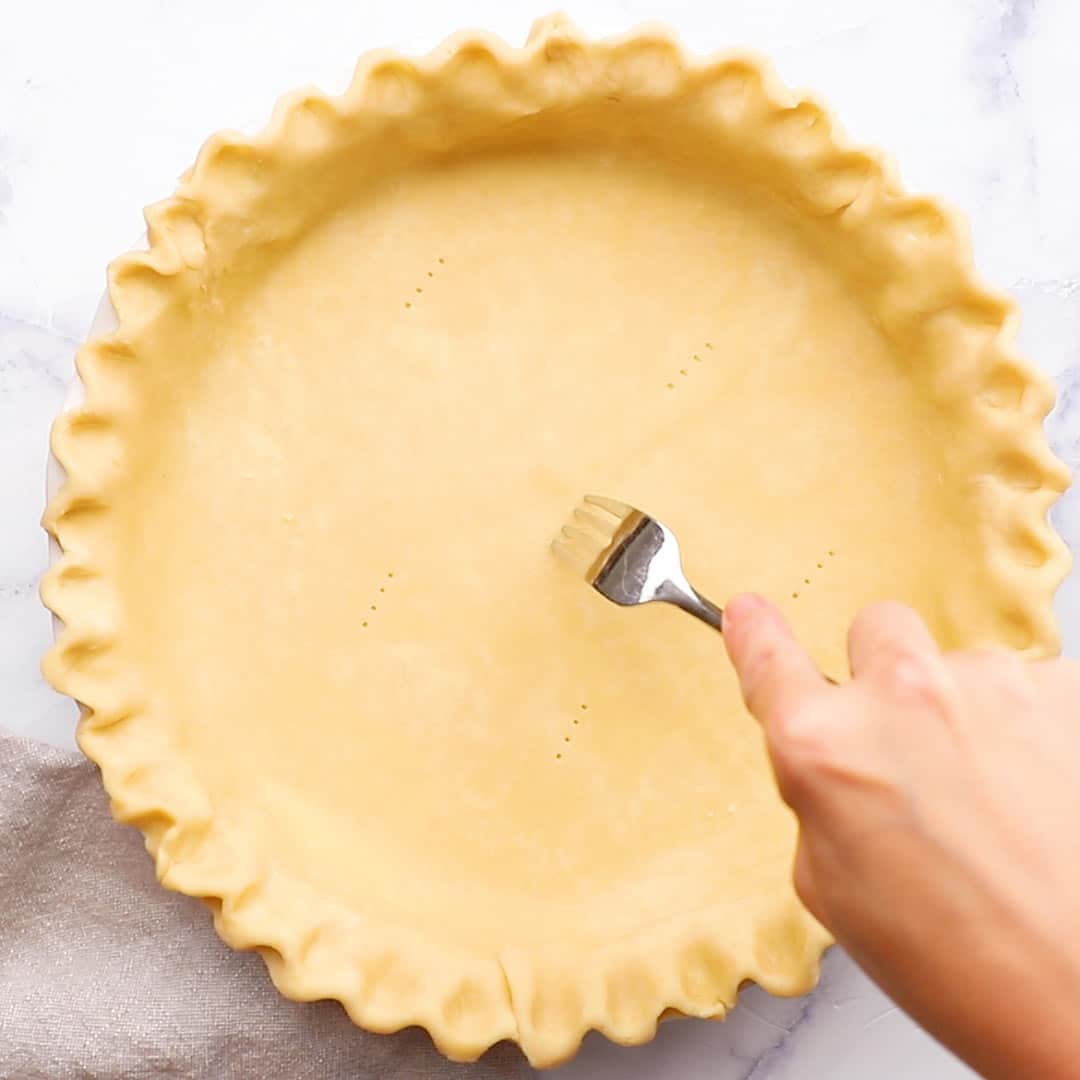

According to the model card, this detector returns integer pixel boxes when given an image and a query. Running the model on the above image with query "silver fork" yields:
[552,495,724,631]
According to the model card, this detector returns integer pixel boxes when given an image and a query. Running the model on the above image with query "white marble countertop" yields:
[1,0,1077,1076]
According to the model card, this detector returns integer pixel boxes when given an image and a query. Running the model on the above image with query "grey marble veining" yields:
[2,1,1078,1077]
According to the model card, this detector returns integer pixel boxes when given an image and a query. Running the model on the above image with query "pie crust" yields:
[42,14,1070,1068]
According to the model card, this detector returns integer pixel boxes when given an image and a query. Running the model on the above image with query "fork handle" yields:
[664,584,838,679]
[658,580,724,632]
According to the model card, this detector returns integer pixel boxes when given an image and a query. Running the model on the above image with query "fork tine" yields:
[573,505,617,538]
[559,523,604,547]
[584,494,633,521]
[551,530,602,573]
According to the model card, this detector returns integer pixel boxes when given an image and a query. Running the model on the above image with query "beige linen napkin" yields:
[0,728,534,1080]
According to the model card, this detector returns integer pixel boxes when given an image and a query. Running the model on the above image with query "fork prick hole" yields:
[789,548,836,600]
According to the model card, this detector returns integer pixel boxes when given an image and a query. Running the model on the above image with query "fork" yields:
[552,495,724,631]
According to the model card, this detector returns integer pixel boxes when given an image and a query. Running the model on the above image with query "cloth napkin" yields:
[0,728,535,1080]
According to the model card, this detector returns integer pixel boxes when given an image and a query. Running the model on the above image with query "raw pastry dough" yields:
[43,15,1070,1068]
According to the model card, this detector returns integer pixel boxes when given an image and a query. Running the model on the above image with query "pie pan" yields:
[42,14,1070,1068]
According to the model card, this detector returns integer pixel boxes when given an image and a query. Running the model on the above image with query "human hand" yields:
[723,594,1080,1080]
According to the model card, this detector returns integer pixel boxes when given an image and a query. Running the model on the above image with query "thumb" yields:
[723,594,830,729]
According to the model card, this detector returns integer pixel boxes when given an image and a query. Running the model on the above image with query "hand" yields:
[722,594,1080,1080]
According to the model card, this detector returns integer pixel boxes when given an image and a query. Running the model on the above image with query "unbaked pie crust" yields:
[42,14,1070,1068]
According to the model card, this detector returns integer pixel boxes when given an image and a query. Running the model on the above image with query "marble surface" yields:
[1,0,1077,1076]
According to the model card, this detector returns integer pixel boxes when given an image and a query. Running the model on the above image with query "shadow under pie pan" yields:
[41,12,1070,1069]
